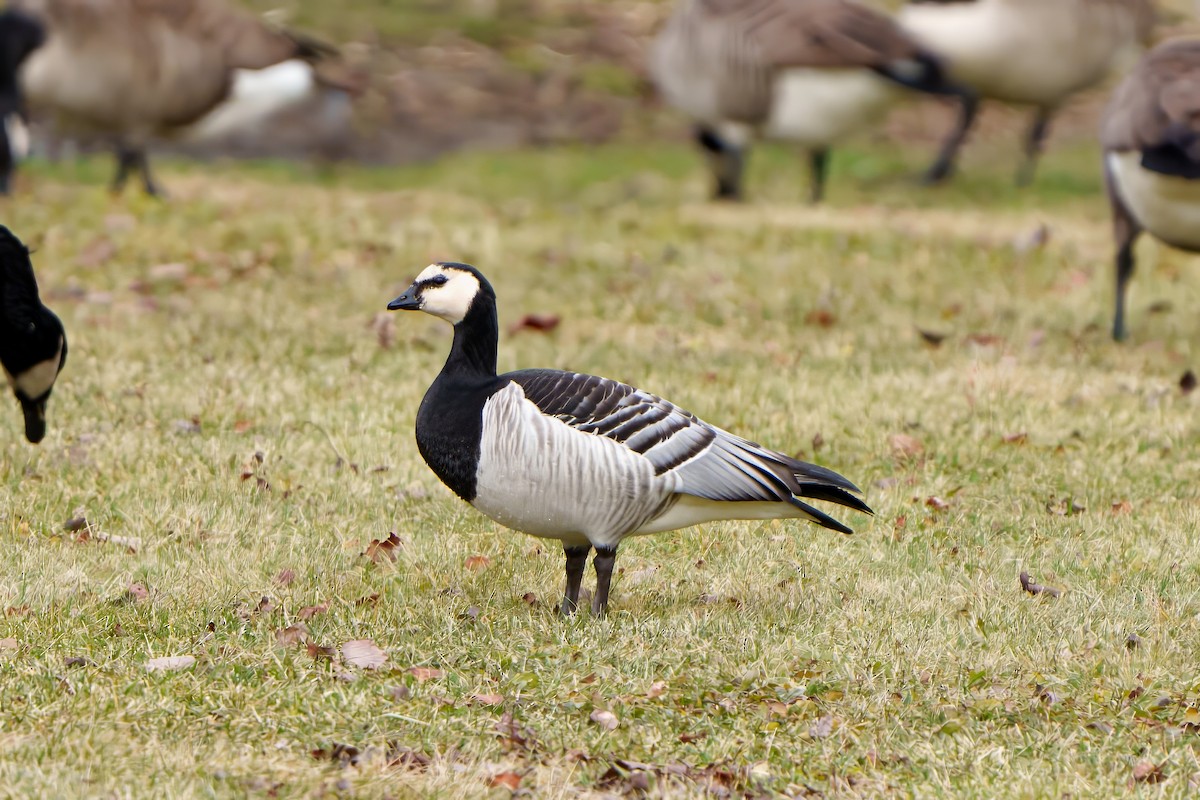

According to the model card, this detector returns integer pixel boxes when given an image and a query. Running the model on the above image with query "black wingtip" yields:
[790,497,855,535]
[798,483,874,517]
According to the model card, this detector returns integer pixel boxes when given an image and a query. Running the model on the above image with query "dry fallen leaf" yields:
[472,692,505,706]
[306,642,336,661]
[363,532,404,562]
[508,313,560,335]
[0,637,18,651]
[489,772,523,790]
[275,625,309,647]
[233,419,254,434]
[274,569,296,586]
[1001,432,1028,445]
[521,592,538,606]
[917,327,948,347]
[889,433,925,461]
[925,496,950,511]
[1132,760,1166,784]
[342,639,387,669]
[679,731,708,744]
[125,583,150,603]
[464,555,492,572]
[1111,500,1133,515]
[965,333,1004,347]
[298,603,329,620]
[146,655,196,672]
[590,709,619,731]
[646,680,667,699]
[1020,571,1062,598]
[408,666,443,682]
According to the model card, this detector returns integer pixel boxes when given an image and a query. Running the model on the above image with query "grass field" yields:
[4,133,1200,798]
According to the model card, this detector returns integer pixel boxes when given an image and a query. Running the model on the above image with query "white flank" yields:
[898,0,1141,105]
[472,382,673,550]
[184,60,315,142]
[1108,151,1200,251]
[4,114,29,160]
[764,68,892,146]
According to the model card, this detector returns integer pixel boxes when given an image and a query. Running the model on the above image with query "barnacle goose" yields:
[388,262,872,615]
[0,225,66,443]
[1101,38,1200,341]
[649,0,969,203]
[899,0,1154,185]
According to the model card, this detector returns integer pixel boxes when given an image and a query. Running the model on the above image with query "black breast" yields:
[414,374,506,502]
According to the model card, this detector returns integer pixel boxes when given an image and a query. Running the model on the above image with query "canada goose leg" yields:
[112,145,163,197]
[1016,109,1052,187]
[694,125,745,201]
[808,148,829,205]
[923,93,979,185]
[561,544,591,616]
[1110,202,1141,342]
[111,144,136,194]
[133,148,163,197]
[591,546,618,617]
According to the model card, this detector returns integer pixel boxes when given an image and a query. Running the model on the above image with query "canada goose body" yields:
[650,0,965,202]
[899,0,1153,184]
[0,0,334,194]
[388,262,871,615]
[0,225,66,443]
[1100,37,1200,340]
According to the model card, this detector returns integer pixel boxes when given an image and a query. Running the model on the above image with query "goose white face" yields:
[409,264,481,324]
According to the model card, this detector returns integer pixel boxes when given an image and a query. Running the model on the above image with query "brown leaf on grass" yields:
[1112,500,1133,515]
[809,715,834,739]
[471,692,504,706]
[124,583,149,603]
[63,656,92,668]
[1020,571,1062,598]
[1047,497,1086,516]
[0,637,18,651]
[489,772,522,790]
[521,592,538,606]
[804,308,836,328]
[464,555,492,571]
[311,742,360,767]
[306,642,336,661]
[5,605,30,618]
[495,711,537,753]
[1132,760,1166,784]
[233,419,254,434]
[363,532,404,562]
[679,731,708,743]
[407,666,443,682]
[275,624,309,647]
[889,433,925,461]
[356,593,381,607]
[646,680,667,699]
[298,603,329,620]
[254,596,276,615]
[77,236,116,268]
[342,639,387,669]
[64,516,90,533]
[965,333,1004,347]
[146,655,196,672]
[1002,432,1028,445]
[590,709,619,730]
[507,313,560,335]
[1126,633,1143,650]
[917,327,948,347]
[1182,370,1197,395]
[811,432,825,452]
[386,745,432,771]
[370,312,396,349]
[274,569,296,586]
[925,496,950,511]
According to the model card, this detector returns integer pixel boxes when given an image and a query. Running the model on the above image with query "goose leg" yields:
[112,144,163,197]
[561,544,591,616]
[1016,108,1052,187]
[695,125,745,201]
[923,93,979,185]
[111,144,136,193]
[591,546,618,617]
[809,148,829,205]
[1109,181,1141,342]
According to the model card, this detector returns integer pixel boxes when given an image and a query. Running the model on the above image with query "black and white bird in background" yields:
[0,225,66,443]
[387,262,871,616]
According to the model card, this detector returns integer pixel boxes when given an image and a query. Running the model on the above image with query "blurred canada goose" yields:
[0,0,337,196]
[0,226,66,443]
[899,0,1155,185]
[387,262,872,615]
[1101,38,1200,341]
[649,0,969,203]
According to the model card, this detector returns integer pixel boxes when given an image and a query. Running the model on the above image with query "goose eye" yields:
[431,275,449,286]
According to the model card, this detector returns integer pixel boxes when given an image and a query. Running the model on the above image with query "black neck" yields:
[442,294,498,379]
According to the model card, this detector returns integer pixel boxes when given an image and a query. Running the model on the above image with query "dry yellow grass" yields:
[1,138,1200,797]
